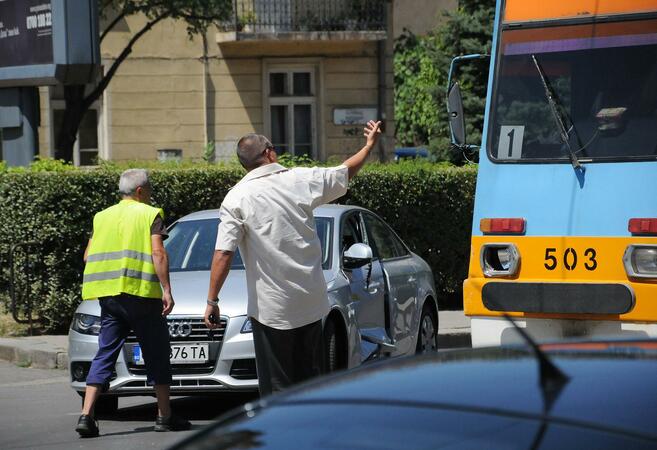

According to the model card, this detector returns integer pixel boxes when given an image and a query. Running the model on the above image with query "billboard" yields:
[0,0,99,86]
[0,1,54,68]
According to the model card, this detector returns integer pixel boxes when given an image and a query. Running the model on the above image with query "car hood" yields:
[168,270,247,317]
[168,269,336,317]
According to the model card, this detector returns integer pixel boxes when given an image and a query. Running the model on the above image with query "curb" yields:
[0,339,69,370]
[438,332,472,349]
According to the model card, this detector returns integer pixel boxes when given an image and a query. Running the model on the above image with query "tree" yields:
[393,0,494,164]
[55,0,232,162]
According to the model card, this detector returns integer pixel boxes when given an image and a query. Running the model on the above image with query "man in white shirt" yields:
[205,120,381,395]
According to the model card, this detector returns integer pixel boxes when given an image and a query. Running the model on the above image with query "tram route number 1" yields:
[544,247,597,271]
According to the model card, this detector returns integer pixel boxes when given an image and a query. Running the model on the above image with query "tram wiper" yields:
[531,55,583,172]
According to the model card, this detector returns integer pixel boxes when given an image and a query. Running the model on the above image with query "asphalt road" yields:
[0,360,257,450]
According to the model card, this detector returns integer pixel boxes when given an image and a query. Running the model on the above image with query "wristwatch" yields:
[207,298,219,307]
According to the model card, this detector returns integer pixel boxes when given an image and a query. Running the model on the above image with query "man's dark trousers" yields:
[86,294,172,387]
[251,318,324,396]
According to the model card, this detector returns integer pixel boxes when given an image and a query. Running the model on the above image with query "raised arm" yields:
[343,120,382,180]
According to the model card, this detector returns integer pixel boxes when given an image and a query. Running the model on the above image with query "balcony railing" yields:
[226,0,386,34]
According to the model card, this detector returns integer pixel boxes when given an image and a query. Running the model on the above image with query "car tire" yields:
[81,394,119,415]
[324,319,338,374]
[416,303,438,354]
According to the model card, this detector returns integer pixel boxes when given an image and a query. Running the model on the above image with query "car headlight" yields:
[624,245,657,279]
[241,318,253,334]
[71,313,101,335]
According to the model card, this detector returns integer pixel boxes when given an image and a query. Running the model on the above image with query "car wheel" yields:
[324,319,338,373]
[81,394,119,415]
[416,303,438,354]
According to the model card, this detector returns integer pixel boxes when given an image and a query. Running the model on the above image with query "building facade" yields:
[37,0,396,164]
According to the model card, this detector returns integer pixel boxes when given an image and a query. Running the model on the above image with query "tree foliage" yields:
[394,0,495,164]
[56,0,233,162]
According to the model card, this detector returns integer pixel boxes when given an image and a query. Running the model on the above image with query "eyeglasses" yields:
[262,146,276,155]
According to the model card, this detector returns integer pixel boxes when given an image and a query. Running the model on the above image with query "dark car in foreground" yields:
[170,339,657,449]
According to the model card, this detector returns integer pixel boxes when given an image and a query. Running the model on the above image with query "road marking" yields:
[0,377,68,388]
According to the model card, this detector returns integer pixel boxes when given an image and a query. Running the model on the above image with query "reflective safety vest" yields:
[82,199,164,300]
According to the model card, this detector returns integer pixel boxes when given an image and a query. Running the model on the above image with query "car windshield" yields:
[488,18,657,162]
[165,217,332,272]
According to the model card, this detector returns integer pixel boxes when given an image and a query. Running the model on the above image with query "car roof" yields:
[260,341,657,439]
[176,204,366,222]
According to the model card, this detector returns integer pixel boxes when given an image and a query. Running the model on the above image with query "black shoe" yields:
[154,414,191,432]
[75,414,99,438]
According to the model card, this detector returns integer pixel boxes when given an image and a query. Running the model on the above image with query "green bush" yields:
[394,0,495,164]
[346,162,476,303]
[0,162,476,332]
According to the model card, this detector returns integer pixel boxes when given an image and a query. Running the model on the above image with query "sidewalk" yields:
[0,335,69,370]
[0,311,471,369]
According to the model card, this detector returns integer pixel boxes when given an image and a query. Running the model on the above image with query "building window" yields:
[267,68,316,157]
[49,82,104,166]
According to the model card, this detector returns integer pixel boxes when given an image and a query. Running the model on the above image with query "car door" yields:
[362,212,419,356]
[340,211,388,361]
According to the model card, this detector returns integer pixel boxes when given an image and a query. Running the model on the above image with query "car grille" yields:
[124,316,227,376]
[125,317,227,343]
[124,379,222,388]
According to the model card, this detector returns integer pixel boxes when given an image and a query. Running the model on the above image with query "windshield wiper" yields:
[531,54,583,171]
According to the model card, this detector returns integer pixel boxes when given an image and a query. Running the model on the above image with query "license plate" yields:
[132,344,209,365]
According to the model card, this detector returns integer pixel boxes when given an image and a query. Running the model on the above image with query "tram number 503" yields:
[544,248,597,271]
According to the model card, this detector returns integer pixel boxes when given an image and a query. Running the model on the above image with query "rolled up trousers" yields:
[86,294,172,387]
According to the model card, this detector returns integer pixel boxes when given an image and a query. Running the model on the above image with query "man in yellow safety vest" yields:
[75,169,190,437]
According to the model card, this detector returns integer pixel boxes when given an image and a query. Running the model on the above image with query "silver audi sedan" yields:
[68,205,438,412]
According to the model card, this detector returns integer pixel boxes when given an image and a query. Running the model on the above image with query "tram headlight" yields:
[497,248,513,270]
[480,244,520,277]
[624,245,657,279]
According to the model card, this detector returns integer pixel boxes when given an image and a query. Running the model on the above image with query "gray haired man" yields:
[205,121,382,396]
[76,169,190,437]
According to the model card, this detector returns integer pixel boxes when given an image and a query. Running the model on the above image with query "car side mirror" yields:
[343,243,373,270]
[448,81,466,147]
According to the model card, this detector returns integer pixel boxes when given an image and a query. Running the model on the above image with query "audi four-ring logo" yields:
[169,321,193,338]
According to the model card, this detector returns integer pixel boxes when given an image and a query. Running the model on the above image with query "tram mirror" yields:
[448,82,466,146]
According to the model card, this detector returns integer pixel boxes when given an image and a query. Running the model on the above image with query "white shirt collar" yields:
[239,163,289,185]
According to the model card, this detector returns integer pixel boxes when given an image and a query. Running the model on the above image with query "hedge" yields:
[0,162,476,332]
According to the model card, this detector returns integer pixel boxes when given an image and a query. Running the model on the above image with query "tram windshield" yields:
[489,18,657,162]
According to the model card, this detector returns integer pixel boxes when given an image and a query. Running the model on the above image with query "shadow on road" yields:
[97,392,259,423]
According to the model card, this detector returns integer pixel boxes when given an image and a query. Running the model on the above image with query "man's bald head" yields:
[236,134,274,170]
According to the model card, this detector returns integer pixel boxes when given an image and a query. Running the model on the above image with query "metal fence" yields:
[229,0,386,33]
[5,242,45,334]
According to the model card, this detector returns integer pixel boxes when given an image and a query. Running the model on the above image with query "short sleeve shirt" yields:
[151,216,168,240]
[215,163,349,329]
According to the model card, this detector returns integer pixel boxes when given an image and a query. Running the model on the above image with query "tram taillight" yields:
[629,218,657,235]
[480,218,526,234]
